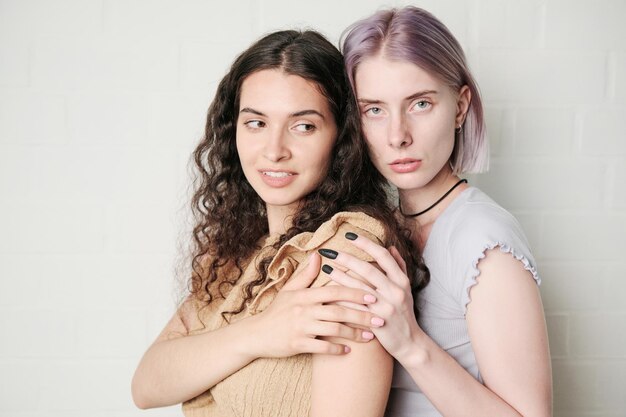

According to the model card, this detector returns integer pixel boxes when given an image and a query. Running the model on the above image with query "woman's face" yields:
[236,69,337,213]
[354,55,469,191]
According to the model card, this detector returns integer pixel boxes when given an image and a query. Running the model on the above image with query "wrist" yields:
[229,314,265,362]
[396,325,431,370]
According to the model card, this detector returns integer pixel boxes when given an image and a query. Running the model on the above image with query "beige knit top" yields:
[181,211,386,417]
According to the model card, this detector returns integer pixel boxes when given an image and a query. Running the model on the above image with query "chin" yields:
[264,199,299,207]
[259,193,302,207]
[388,174,430,191]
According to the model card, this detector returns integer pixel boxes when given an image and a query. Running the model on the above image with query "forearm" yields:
[398,331,524,417]
[132,315,260,409]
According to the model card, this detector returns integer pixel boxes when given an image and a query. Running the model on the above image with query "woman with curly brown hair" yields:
[131,30,428,417]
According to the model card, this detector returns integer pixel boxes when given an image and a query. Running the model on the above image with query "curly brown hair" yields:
[187,30,429,323]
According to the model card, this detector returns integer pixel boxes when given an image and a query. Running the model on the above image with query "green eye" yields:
[413,100,430,110]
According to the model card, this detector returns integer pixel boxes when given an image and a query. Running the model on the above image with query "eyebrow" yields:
[291,109,326,119]
[239,107,326,120]
[405,90,438,101]
[239,107,265,116]
[357,89,439,105]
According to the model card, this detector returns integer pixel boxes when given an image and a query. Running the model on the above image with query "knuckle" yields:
[342,326,355,339]
[379,250,392,262]
[324,286,338,299]
[290,291,303,303]
[375,247,391,261]
[292,304,305,316]
[347,292,362,305]
[289,339,302,352]
[352,310,366,322]
[354,327,365,340]
[379,303,394,318]
[345,310,359,323]
[331,322,343,334]
[390,287,405,302]
[326,343,340,355]
[364,263,378,276]
[330,286,344,299]
[353,288,368,300]
[293,320,305,335]
[363,312,375,324]
[329,305,343,319]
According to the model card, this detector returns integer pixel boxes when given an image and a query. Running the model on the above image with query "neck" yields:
[266,203,298,236]
[398,166,467,227]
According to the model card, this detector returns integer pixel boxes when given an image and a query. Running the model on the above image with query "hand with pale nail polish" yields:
[319,235,421,360]
[252,252,387,359]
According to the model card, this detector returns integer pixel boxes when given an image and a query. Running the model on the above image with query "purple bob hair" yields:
[341,6,489,174]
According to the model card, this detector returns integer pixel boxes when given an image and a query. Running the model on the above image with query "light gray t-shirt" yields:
[385,187,540,417]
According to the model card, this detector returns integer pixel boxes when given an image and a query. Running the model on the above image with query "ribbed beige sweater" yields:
[182,211,385,417]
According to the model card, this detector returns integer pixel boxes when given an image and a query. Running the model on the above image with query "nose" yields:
[388,113,412,148]
[263,128,291,162]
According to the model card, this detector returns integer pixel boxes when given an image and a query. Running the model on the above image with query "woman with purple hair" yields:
[317,6,552,416]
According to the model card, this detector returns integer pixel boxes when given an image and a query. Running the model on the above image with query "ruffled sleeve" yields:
[247,211,386,313]
[445,199,540,313]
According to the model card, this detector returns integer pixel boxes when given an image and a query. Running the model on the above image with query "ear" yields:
[455,85,471,127]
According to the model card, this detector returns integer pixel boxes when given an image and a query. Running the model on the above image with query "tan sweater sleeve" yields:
[248,211,386,312]
[308,217,385,289]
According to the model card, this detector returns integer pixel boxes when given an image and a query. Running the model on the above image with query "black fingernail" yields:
[345,232,358,241]
[318,248,338,259]
[322,264,333,274]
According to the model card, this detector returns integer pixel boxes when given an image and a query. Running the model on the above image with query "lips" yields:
[258,169,297,187]
[389,158,421,173]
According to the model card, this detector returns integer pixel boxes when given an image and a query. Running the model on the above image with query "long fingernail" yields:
[345,232,358,240]
[364,294,377,303]
[371,317,385,327]
[362,331,375,340]
[321,264,333,274]
[318,248,338,259]
[344,345,351,353]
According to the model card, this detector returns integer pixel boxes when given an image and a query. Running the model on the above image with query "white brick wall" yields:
[476,50,607,103]
[614,51,626,102]
[475,0,544,48]
[0,0,624,416]
[467,0,626,415]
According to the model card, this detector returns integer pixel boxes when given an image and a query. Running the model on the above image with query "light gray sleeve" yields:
[446,202,541,314]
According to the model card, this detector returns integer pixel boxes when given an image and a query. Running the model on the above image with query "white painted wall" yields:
[0,0,624,416]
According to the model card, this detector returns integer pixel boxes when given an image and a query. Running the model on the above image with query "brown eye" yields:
[244,120,265,129]
[294,123,315,133]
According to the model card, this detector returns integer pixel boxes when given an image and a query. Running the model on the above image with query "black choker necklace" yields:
[400,179,468,218]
